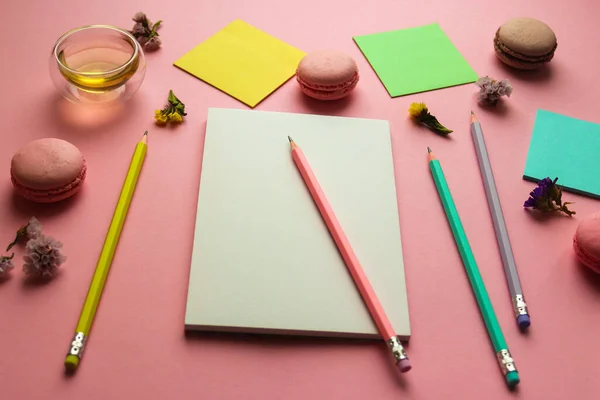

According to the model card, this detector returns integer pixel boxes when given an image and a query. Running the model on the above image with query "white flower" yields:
[0,254,14,276]
[23,235,66,279]
[475,76,513,106]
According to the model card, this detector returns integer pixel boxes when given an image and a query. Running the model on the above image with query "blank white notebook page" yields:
[185,108,411,339]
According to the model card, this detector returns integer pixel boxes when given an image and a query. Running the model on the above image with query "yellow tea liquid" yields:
[58,47,138,92]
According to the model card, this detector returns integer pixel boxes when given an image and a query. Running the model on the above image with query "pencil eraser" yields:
[505,371,520,388]
[397,359,412,373]
[517,314,531,330]
[64,355,79,372]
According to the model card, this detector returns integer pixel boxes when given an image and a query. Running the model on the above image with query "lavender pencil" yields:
[470,111,530,331]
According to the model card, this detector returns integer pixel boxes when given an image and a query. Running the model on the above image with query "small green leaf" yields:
[152,20,163,32]
[161,90,187,119]
[423,118,452,135]
[167,90,179,105]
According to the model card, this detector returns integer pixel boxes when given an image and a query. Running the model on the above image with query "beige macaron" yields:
[494,18,557,70]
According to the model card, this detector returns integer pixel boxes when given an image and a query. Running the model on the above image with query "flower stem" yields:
[421,115,453,134]
[6,225,26,251]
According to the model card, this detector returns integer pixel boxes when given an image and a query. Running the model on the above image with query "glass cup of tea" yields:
[49,25,146,105]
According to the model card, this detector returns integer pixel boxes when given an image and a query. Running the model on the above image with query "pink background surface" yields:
[1,0,600,398]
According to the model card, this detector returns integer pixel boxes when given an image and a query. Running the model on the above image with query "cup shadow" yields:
[44,91,141,137]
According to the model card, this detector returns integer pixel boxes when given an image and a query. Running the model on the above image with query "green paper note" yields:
[524,109,600,199]
[353,23,478,97]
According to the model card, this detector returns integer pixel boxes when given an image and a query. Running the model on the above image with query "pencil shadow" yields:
[519,323,532,336]
[63,368,76,379]
[184,330,411,389]
[296,89,355,115]
[379,340,411,390]
[492,54,554,83]
[508,384,521,394]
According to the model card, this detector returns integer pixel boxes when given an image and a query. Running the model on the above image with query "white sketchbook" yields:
[185,108,411,339]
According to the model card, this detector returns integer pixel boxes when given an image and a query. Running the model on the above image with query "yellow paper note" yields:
[174,20,306,108]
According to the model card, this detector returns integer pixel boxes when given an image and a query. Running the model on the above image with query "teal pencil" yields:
[427,147,520,388]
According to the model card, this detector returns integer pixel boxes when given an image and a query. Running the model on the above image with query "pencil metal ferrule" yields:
[67,332,87,360]
[386,336,408,361]
[512,294,528,318]
[496,349,517,375]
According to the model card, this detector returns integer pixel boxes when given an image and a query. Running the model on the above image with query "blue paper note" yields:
[523,109,600,199]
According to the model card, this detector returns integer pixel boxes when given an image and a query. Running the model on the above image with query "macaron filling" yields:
[494,32,556,64]
[298,72,359,100]
[11,158,87,202]
[296,71,359,91]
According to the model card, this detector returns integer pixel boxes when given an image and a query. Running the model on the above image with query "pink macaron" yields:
[10,138,87,203]
[573,212,600,274]
[296,50,359,100]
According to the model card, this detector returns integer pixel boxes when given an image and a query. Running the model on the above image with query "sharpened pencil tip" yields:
[427,146,432,153]
[140,130,149,144]
[288,136,293,143]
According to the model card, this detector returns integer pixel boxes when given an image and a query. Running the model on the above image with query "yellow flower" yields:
[408,102,452,135]
[153,91,187,127]
[154,110,168,125]
[408,102,428,119]
[169,112,183,123]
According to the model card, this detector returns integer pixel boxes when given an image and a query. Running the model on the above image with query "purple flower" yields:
[130,12,163,49]
[132,12,147,23]
[144,36,162,51]
[23,235,66,279]
[475,76,513,106]
[524,177,575,216]
[136,36,149,46]
[131,22,147,36]
[0,253,14,276]
[6,216,43,251]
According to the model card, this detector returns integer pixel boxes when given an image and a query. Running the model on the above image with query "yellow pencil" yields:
[64,131,148,372]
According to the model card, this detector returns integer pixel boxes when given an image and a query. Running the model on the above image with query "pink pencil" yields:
[288,136,411,373]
